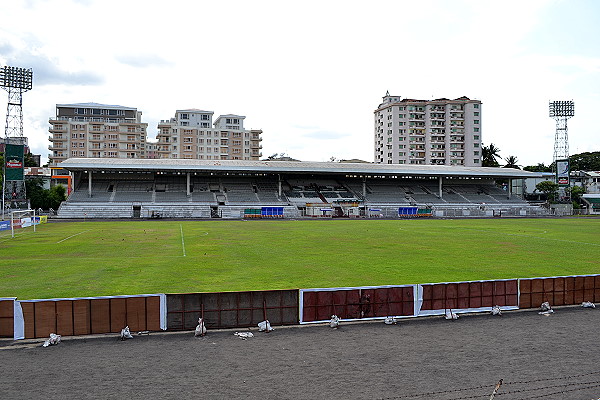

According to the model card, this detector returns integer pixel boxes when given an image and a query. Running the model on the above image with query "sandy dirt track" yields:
[2,307,600,400]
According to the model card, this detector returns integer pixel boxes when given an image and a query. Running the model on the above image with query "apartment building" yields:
[374,93,482,166]
[156,109,262,160]
[48,103,148,166]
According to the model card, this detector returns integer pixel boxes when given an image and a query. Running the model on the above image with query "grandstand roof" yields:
[59,158,543,178]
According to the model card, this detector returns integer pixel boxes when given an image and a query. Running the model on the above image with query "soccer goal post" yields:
[10,209,37,239]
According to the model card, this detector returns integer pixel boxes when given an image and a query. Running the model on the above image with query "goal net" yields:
[6,209,39,239]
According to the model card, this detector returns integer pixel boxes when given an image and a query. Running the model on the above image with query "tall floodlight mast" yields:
[549,100,574,202]
[1,66,33,218]
[549,100,574,165]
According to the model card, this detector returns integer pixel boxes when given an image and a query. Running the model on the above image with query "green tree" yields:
[568,185,585,202]
[569,151,600,171]
[481,143,501,167]
[49,185,67,210]
[25,177,47,210]
[503,155,520,169]
[523,163,552,172]
[24,152,38,167]
[23,179,67,210]
[536,180,559,203]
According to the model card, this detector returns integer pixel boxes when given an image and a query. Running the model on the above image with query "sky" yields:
[1,0,599,166]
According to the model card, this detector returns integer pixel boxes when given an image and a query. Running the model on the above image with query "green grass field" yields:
[1,218,599,299]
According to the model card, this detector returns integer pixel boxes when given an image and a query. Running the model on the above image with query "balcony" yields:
[48,144,66,151]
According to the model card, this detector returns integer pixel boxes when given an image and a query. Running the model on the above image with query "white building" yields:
[374,93,482,166]
[156,109,262,160]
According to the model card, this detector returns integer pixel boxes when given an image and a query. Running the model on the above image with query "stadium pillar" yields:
[88,171,92,197]
[438,177,443,199]
[362,177,367,199]
[186,173,190,196]
[278,174,282,197]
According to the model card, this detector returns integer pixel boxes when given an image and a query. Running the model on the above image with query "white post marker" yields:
[180,224,186,257]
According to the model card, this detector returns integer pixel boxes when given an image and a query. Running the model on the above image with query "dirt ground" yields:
[2,307,600,400]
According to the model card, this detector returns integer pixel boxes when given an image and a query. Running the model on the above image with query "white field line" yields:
[180,224,186,257]
[56,230,92,244]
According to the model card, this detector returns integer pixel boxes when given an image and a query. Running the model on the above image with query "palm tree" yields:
[503,155,520,169]
[481,143,501,167]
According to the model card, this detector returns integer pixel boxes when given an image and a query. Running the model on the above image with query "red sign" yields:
[6,160,22,168]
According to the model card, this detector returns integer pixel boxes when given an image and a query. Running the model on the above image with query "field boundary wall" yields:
[166,290,298,331]
[13,294,166,340]
[6,274,600,341]
[0,298,16,338]
[519,274,600,308]
[300,285,417,324]
[416,279,520,316]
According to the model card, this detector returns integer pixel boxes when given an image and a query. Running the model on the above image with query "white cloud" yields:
[0,0,598,165]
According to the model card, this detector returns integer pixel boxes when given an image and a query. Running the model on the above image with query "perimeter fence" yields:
[3,274,600,340]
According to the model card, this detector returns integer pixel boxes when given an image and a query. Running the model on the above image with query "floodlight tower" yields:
[549,100,574,165]
[1,66,33,144]
[549,100,574,202]
[1,66,33,217]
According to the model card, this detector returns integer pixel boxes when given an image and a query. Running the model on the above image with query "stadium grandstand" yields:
[56,158,548,219]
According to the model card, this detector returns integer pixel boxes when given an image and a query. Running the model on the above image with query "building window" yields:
[474,104,479,109]
[180,113,189,119]
[474,120,479,124]
[474,128,480,132]
[474,135,479,140]
[474,112,479,116]
[474,159,480,163]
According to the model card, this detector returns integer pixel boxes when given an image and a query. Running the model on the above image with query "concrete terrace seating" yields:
[142,204,210,218]
[68,190,112,202]
[112,192,153,202]
[191,191,216,202]
[116,180,153,192]
[409,193,439,204]
[225,192,259,203]
[58,203,132,218]
[155,192,190,202]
